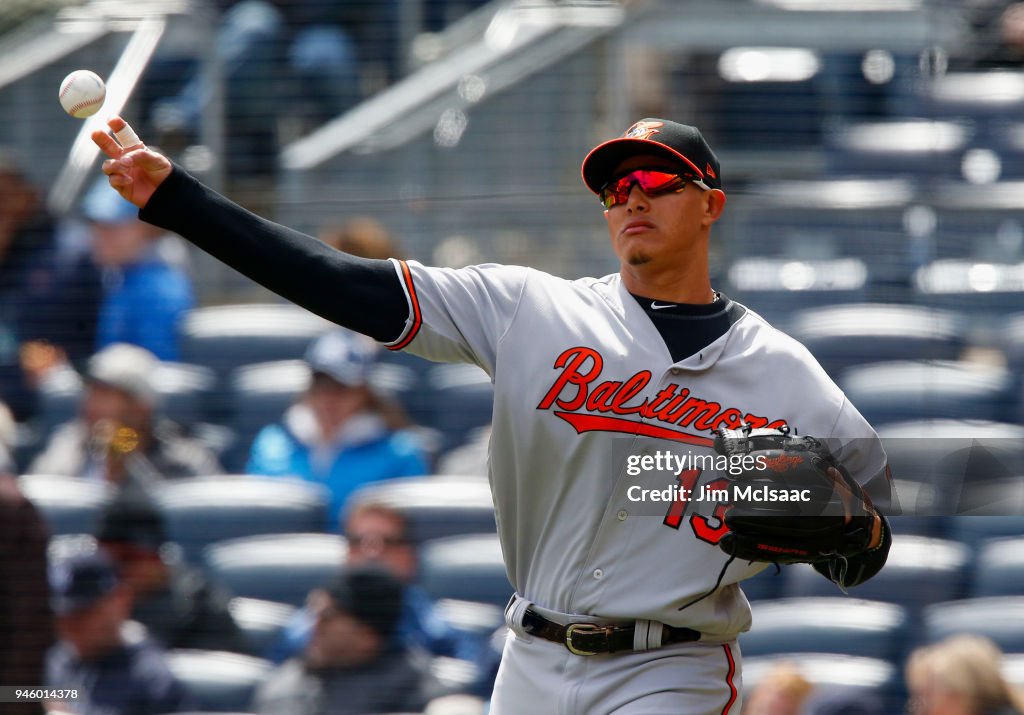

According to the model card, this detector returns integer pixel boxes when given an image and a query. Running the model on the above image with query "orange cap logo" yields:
[623,120,663,140]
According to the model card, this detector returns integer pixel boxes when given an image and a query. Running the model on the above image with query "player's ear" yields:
[704,189,727,225]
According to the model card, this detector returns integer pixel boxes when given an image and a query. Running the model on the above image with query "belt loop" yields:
[504,593,533,641]
[632,619,665,651]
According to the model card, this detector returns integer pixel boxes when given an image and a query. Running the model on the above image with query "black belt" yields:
[521,608,701,656]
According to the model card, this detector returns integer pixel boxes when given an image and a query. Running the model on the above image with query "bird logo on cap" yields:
[623,120,663,140]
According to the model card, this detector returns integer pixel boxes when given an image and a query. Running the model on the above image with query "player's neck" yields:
[619,263,715,305]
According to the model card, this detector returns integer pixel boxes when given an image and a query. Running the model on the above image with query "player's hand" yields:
[91,116,171,208]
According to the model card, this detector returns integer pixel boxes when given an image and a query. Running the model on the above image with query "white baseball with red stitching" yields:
[59,70,106,119]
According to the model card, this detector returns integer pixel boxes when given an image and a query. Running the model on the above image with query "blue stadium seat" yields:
[743,654,901,715]
[877,420,1024,515]
[155,476,330,564]
[419,533,511,609]
[929,183,1024,261]
[923,597,1024,652]
[728,179,915,291]
[741,598,909,661]
[345,475,496,544]
[18,474,113,536]
[949,516,1024,551]
[782,537,970,618]
[426,364,494,455]
[823,120,969,180]
[153,362,218,429]
[972,538,1024,598]
[724,257,870,329]
[787,303,965,380]
[203,533,345,606]
[373,349,438,426]
[839,361,1014,427]
[227,597,298,657]
[178,304,331,424]
[165,649,272,713]
[178,304,332,381]
[919,72,1024,127]
[913,260,1024,335]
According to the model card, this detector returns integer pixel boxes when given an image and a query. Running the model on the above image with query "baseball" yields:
[59,70,106,119]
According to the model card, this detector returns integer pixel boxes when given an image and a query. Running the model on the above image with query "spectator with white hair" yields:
[27,343,220,493]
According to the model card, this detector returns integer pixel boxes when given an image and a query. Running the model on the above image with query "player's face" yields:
[603,154,723,270]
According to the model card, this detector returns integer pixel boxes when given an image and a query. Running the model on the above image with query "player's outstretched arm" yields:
[90,118,409,343]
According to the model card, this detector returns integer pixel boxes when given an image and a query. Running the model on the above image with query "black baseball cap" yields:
[325,565,404,639]
[49,550,121,616]
[97,496,167,551]
[581,118,723,194]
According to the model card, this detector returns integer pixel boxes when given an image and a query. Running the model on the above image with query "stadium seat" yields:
[34,367,83,438]
[949,516,1024,551]
[373,349,438,426]
[1005,653,1024,689]
[419,533,512,609]
[155,476,330,564]
[919,72,1024,126]
[345,475,496,544]
[433,599,505,641]
[782,536,970,617]
[743,654,901,714]
[972,538,1024,598]
[823,120,969,180]
[724,257,870,329]
[227,597,298,657]
[913,260,1024,337]
[839,361,1015,427]
[786,303,965,380]
[727,179,915,291]
[153,362,218,429]
[425,364,494,455]
[18,474,113,536]
[203,533,346,606]
[165,649,272,713]
[878,420,1024,515]
[178,304,331,424]
[741,598,909,661]
[924,597,1024,652]
[178,304,332,380]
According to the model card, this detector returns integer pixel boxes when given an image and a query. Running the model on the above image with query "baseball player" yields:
[93,116,892,715]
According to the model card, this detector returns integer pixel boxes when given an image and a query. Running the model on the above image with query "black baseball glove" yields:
[713,425,878,565]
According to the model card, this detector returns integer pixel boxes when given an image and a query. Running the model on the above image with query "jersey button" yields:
[593,568,604,580]
[617,510,628,521]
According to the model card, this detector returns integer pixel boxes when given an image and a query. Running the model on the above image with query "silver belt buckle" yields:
[565,622,607,656]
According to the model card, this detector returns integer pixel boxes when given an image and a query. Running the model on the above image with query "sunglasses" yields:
[598,168,707,209]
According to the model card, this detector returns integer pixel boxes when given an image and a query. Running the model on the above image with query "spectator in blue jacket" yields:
[246,328,427,529]
[83,178,194,361]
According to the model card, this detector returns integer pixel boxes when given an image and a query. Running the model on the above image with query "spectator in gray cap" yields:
[245,328,427,529]
[252,564,436,715]
[27,343,220,492]
[45,549,195,714]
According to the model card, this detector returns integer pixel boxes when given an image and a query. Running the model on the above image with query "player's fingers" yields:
[92,129,124,159]
[122,149,171,173]
[108,174,133,192]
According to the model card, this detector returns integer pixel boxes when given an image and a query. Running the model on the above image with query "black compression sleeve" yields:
[138,166,410,343]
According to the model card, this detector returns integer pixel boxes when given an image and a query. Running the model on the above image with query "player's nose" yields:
[625,185,650,212]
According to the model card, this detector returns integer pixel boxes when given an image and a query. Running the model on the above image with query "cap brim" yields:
[581,138,705,194]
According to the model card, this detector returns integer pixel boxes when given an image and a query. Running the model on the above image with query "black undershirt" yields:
[628,292,745,363]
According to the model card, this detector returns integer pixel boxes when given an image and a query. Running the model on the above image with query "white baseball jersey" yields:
[387,259,887,639]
